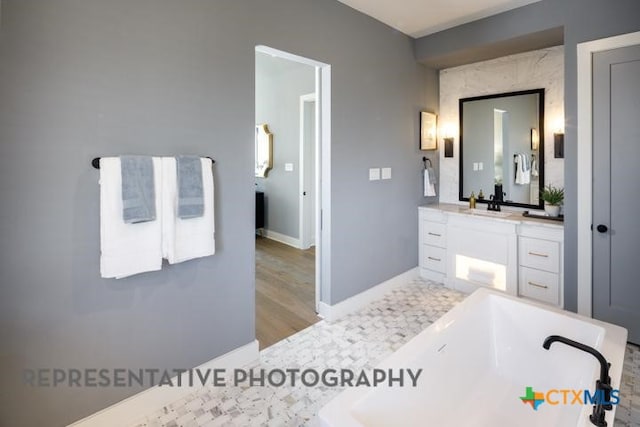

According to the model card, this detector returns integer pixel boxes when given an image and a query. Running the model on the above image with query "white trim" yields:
[576,30,640,317]
[317,301,331,320]
[255,45,328,68]
[299,93,317,251]
[318,65,331,312]
[255,46,331,315]
[319,268,419,322]
[262,229,302,249]
[68,340,259,427]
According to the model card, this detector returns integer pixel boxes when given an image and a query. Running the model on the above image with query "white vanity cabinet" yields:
[517,224,564,307]
[418,205,564,307]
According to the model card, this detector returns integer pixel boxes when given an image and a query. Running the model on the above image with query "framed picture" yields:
[420,111,437,150]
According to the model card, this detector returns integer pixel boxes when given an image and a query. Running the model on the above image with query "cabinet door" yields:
[519,267,560,306]
[519,237,559,273]
[421,221,446,248]
[422,246,446,273]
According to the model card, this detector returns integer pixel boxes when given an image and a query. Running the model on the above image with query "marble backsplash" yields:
[438,46,564,204]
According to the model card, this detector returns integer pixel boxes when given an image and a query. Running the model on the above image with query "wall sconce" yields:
[443,123,455,158]
[553,117,564,158]
[554,133,564,158]
[530,128,539,151]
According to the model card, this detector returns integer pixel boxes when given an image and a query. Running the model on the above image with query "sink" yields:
[463,208,513,218]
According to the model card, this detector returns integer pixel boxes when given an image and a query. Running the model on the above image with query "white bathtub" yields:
[319,288,627,427]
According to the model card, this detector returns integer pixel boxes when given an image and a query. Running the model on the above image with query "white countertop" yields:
[419,203,564,229]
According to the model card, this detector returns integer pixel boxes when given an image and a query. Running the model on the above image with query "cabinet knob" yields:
[596,224,608,233]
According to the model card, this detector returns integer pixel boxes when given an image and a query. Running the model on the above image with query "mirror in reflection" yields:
[255,123,273,178]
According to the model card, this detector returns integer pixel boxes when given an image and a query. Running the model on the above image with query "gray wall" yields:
[461,101,495,197]
[415,0,640,313]
[255,53,315,239]
[0,0,436,425]
[414,1,565,67]
[420,69,441,205]
[501,95,538,204]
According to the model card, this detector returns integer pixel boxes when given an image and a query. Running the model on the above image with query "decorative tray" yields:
[522,211,564,222]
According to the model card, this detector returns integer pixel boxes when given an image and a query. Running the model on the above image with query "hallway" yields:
[255,236,319,349]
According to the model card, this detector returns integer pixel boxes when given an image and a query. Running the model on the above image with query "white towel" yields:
[100,157,163,278]
[515,154,531,185]
[423,168,436,197]
[531,156,539,178]
[162,157,215,264]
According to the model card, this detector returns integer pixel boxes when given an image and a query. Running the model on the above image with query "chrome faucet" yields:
[543,335,613,427]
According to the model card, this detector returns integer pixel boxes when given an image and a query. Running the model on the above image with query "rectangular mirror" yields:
[459,88,544,209]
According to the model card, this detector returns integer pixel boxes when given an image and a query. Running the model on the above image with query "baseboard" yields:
[68,340,259,427]
[319,267,419,322]
[419,268,446,283]
[262,229,301,249]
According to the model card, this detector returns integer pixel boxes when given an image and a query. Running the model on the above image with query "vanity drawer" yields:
[421,221,447,248]
[422,245,446,273]
[519,237,560,273]
[519,267,560,306]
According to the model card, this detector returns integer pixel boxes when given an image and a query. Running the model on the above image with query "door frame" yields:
[299,92,317,250]
[255,45,331,313]
[576,30,640,317]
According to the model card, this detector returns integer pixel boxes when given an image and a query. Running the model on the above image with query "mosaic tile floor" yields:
[130,279,640,427]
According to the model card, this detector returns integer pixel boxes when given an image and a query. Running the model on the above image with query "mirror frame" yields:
[459,88,545,209]
[255,123,273,178]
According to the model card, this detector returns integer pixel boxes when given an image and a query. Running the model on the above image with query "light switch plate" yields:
[369,168,380,181]
[381,167,392,180]
[285,163,294,172]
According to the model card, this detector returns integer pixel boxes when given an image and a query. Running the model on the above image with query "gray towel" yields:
[177,155,204,219]
[120,156,156,224]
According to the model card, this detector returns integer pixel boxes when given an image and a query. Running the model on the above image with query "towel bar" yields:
[92,156,215,169]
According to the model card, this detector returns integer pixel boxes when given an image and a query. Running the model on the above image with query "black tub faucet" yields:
[543,335,613,427]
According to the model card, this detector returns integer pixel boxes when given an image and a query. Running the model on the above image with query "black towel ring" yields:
[422,156,433,169]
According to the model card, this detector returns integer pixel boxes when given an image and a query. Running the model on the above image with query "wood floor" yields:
[255,236,319,349]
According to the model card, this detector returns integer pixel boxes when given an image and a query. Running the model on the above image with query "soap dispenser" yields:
[469,192,476,209]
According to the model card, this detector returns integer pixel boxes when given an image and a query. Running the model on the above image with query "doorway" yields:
[254,46,331,349]
[577,31,640,344]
